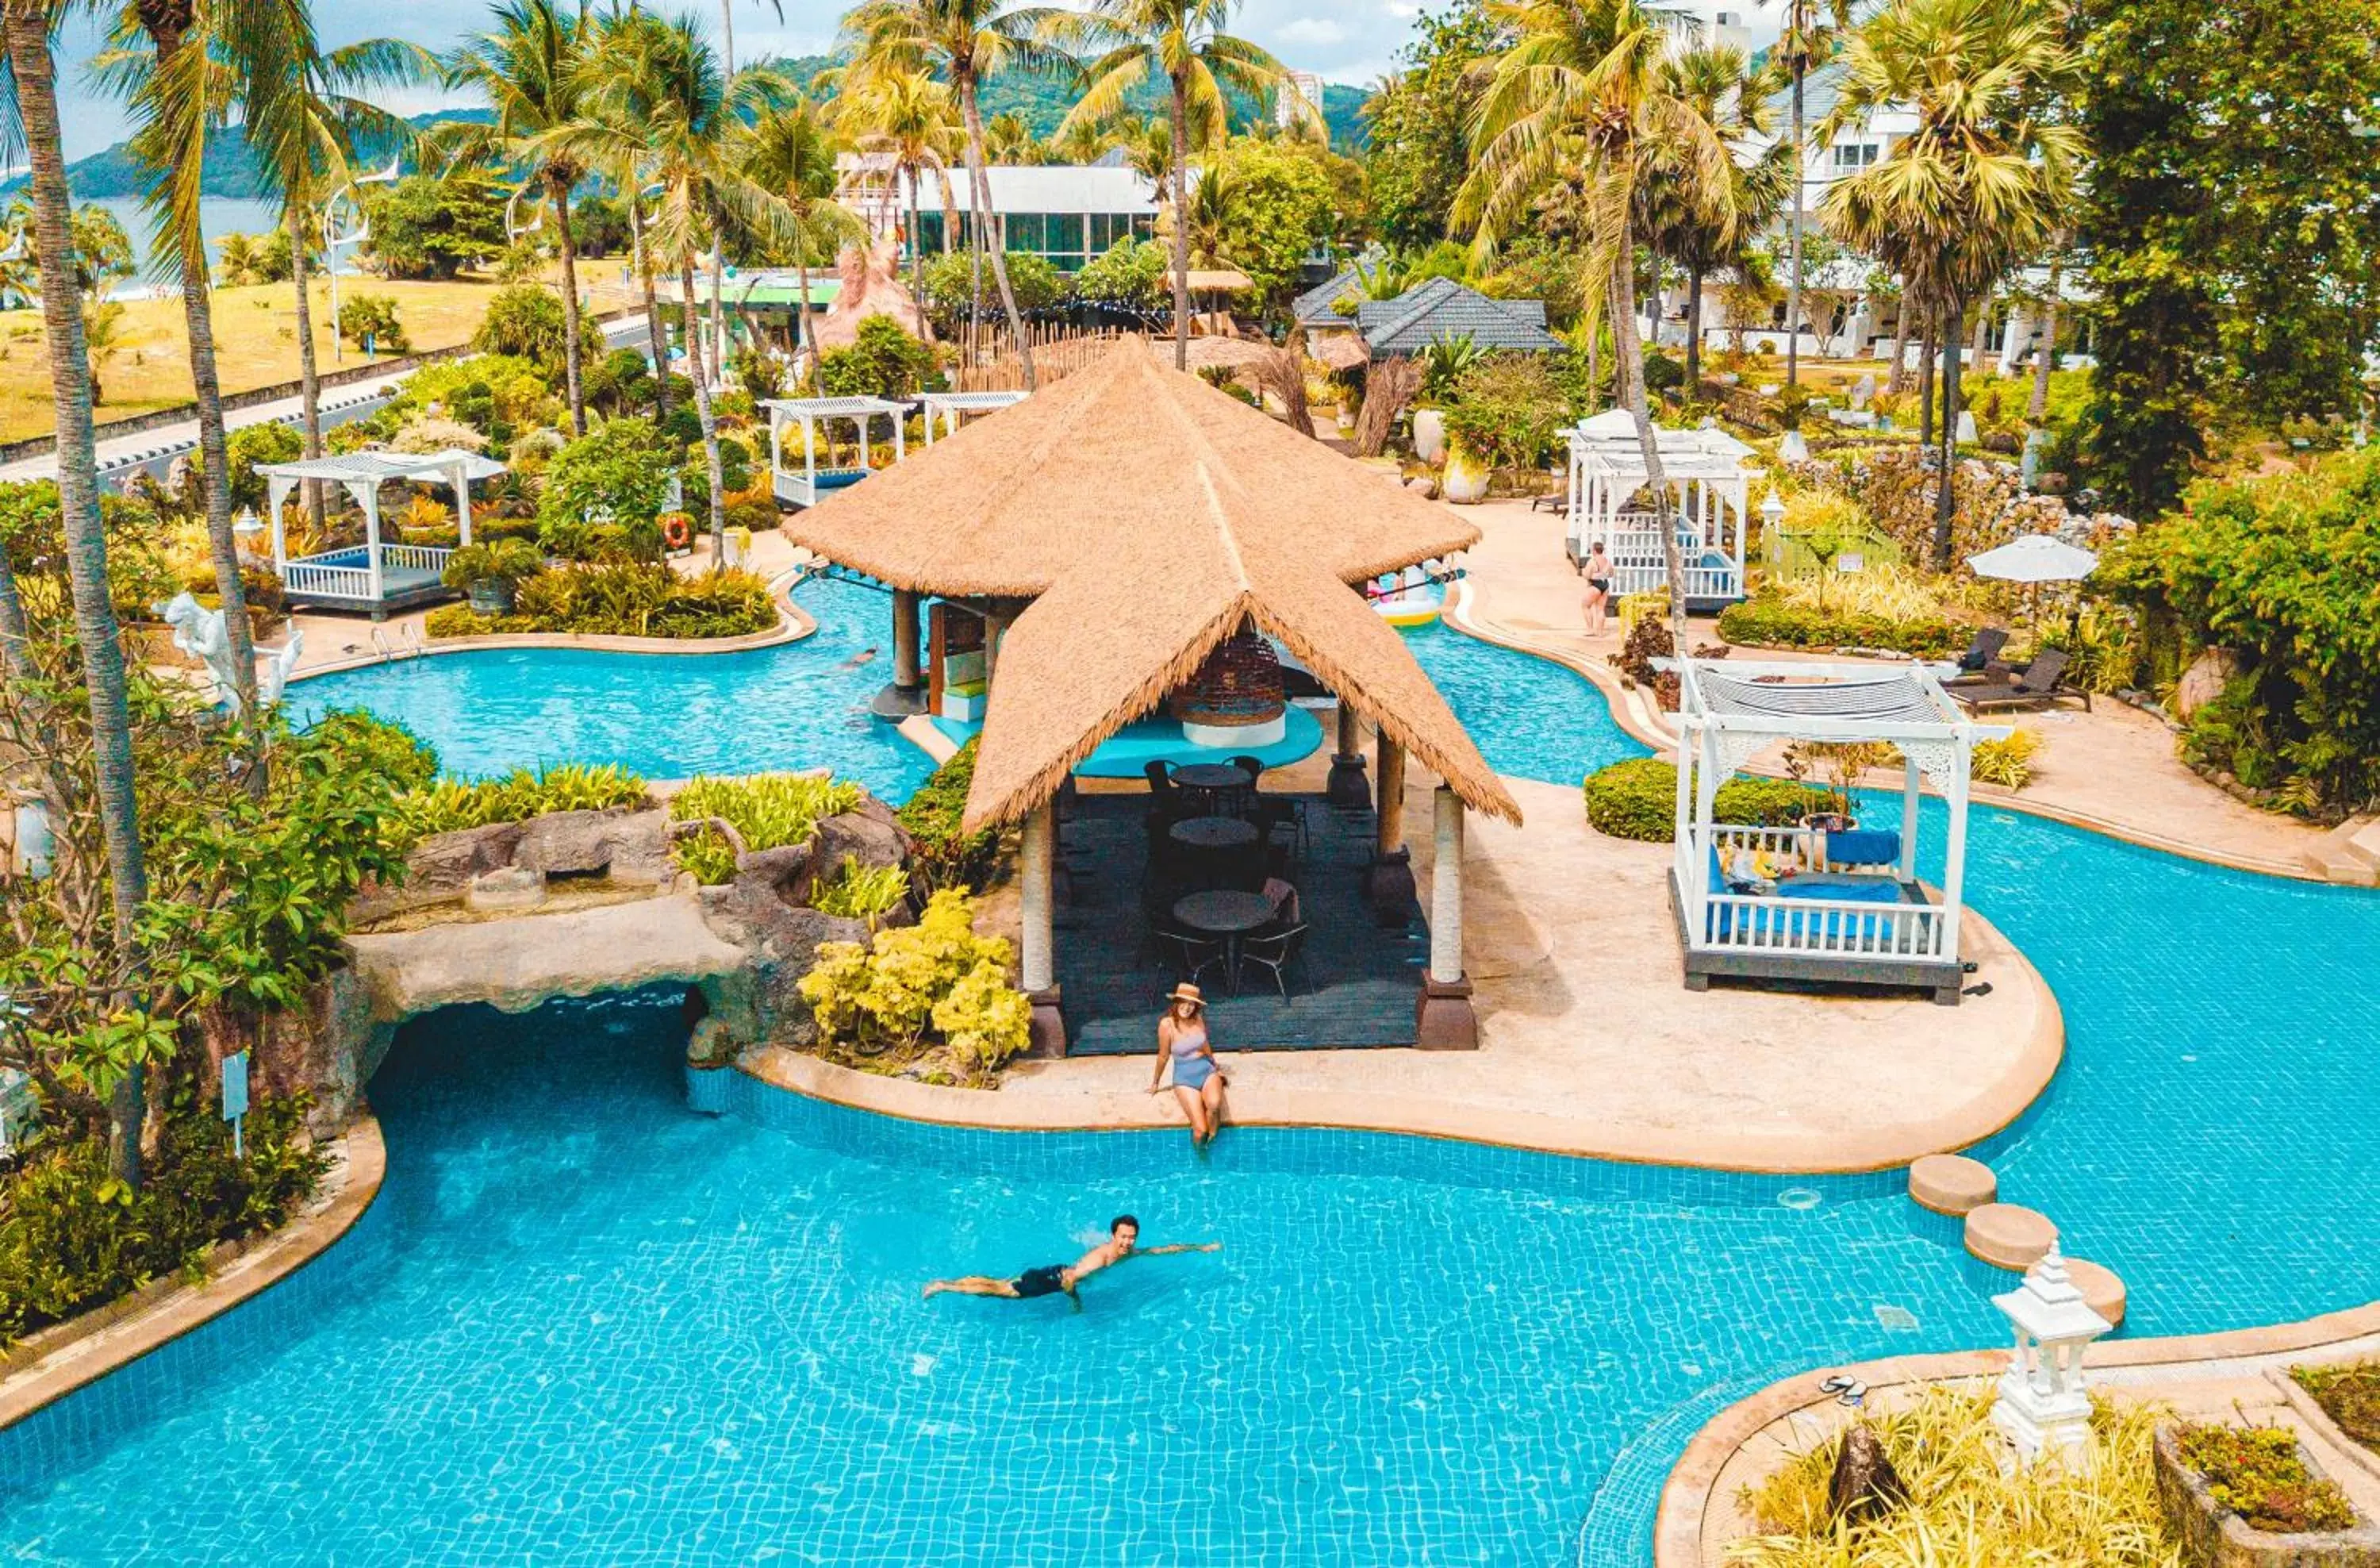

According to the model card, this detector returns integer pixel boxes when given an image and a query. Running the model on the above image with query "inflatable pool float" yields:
[1370,570,1447,628]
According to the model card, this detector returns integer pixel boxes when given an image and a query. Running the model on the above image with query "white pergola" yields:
[1566,409,1758,609]
[917,390,1029,444]
[1668,657,2009,1005]
[255,448,505,609]
[762,397,908,508]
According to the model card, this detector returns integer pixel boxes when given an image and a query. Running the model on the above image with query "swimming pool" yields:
[290,575,936,800]
[7,618,2380,1565]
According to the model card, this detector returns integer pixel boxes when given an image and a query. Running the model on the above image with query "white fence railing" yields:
[382,544,453,575]
[279,544,452,601]
[1679,824,1945,960]
[280,560,376,600]
[1582,517,1744,601]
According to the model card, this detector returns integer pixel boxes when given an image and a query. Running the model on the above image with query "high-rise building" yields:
[1275,70,1326,133]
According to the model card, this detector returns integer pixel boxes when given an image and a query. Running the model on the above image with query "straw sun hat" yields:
[1166,983,1206,1009]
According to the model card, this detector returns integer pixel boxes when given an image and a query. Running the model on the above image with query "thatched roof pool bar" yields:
[790,341,1522,1054]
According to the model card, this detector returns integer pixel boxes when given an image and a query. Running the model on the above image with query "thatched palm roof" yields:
[789,341,1521,831]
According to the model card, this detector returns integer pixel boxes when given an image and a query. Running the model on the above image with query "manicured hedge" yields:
[1717,596,1967,659]
[1582,758,1830,842]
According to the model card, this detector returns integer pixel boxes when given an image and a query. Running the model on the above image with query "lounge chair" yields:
[1949,647,2090,712]
[1946,627,2010,678]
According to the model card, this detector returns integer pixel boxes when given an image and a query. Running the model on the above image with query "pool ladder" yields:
[370,623,426,663]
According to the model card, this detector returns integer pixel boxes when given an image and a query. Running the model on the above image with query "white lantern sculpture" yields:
[1990,1244,2113,1464]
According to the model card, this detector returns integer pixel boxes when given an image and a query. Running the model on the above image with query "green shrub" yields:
[472,282,567,360]
[816,315,936,399]
[427,563,774,640]
[1717,595,1967,659]
[796,889,1028,1082]
[1582,759,1830,842]
[918,249,1065,330]
[2292,1362,2380,1451]
[0,1095,326,1343]
[811,855,912,927]
[1970,729,2043,790]
[1072,234,1168,311]
[1442,352,1568,470]
[390,763,648,844]
[2176,1422,2356,1535]
[538,418,674,554]
[440,539,545,590]
[336,291,409,354]
[301,709,439,792]
[896,739,999,892]
[669,772,865,882]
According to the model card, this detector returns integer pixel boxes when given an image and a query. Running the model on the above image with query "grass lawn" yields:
[0,267,636,444]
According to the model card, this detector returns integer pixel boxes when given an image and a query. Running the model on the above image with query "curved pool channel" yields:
[6,581,2378,1564]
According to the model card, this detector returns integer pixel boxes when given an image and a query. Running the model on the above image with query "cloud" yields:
[1276,17,1349,46]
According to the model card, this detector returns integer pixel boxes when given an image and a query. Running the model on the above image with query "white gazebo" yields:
[255,448,506,614]
[918,390,1029,444]
[1667,657,2009,1005]
[1565,409,1758,611]
[762,396,909,508]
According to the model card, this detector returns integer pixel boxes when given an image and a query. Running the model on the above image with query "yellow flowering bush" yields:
[797,890,1030,1082]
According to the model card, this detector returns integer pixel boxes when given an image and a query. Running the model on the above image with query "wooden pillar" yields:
[1416,783,1477,1048]
[1365,732,1415,923]
[1021,801,1066,1055]
[983,605,1012,691]
[892,589,922,690]
[1326,698,1369,807]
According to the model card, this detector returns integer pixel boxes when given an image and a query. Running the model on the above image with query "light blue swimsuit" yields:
[1170,1025,1215,1090]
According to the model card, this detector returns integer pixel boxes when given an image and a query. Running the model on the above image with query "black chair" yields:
[1948,626,2011,678]
[1228,754,1265,783]
[1255,797,1308,862]
[1235,922,1310,999]
[1153,924,1230,985]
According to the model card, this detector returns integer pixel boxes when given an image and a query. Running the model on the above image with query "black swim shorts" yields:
[1012,1265,1069,1298]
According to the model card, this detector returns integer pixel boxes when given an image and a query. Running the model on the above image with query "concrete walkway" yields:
[1445,497,2341,881]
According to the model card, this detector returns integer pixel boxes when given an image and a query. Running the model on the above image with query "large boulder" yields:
[697,879,868,1043]
[354,821,525,922]
[795,809,911,904]
[2175,648,2240,721]
[600,809,678,887]
[515,809,631,877]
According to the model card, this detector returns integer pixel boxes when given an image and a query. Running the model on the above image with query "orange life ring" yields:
[662,513,693,551]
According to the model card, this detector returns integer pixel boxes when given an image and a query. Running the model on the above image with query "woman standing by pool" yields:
[1153,983,1229,1146]
[1581,540,1614,635]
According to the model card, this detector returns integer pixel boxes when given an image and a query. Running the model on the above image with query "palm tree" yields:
[731,90,868,379]
[1118,113,1171,184]
[1637,43,1791,386]
[568,13,809,560]
[248,35,434,534]
[1820,0,2079,567]
[830,64,961,339]
[1055,0,1286,371]
[1457,0,1737,638]
[2,2,152,1186]
[445,0,598,436]
[842,0,1074,389]
[983,109,1039,163]
[1771,0,1855,390]
[101,0,326,724]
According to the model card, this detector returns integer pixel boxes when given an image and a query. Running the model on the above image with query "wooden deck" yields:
[1053,791,1426,1055]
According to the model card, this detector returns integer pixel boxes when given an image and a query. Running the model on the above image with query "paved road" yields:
[0,312,656,489]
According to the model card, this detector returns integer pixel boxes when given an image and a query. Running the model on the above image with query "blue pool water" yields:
[291,576,936,800]
[8,617,2380,1564]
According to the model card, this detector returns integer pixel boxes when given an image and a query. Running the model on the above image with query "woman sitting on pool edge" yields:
[1153,982,1230,1146]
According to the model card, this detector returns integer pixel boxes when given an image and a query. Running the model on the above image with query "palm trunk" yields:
[552,176,586,436]
[8,7,150,1187]
[1169,75,1191,372]
[1883,302,1906,395]
[167,194,259,726]
[631,198,668,426]
[1936,295,1964,570]
[1685,267,1705,386]
[289,203,327,535]
[2029,265,2060,421]
[1968,294,1991,364]
[958,75,1035,390]
[708,240,728,388]
[907,162,928,340]
[1610,217,1686,641]
[1787,60,1804,389]
[1917,324,1937,446]
[682,253,727,564]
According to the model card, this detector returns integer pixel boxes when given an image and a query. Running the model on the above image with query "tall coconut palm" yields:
[1770,0,1854,390]
[1055,0,1287,371]
[731,90,868,379]
[1820,0,2078,567]
[833,64,962,339]
[841,0,1075,389]
[444,0,598,436]
[566,13,810,559]
[248,35,435,532]
[1456,0,1737,638]
[2,0,152,1186]
[99,0,325,725]
[1637,43,1791,386]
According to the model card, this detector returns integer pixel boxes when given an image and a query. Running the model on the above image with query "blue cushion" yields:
[1823,828,1901,867]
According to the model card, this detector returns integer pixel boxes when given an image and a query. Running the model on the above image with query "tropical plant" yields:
[1416,331,1484,403]
[474,282,568,361]
[797,889,1027,1081]
[1456,0,1746,638]
[537,417,675,546]
[917,247,1066,326]
[1054,0,1284,367]
[1818,0,2081,567]
[1969,727,2042,788]
[831,63,962,338]
[440,539,546,592]
[387,763,650,844]
[336,291,409,353]
[2175,1422,2356,1535]
[896,739,1000,892]
[730,88,867,378]
[816,314,937,398]
[811,855,913,926]
[1073,233,1169,312]
[2291,1362,2380,1453]
[1582,758,1829,841]
[1771,0,1857,391]
[669,772,866,884]
[2,10,155,1184]
[840,0,1076,386]
[357,172,509,279]
[1441,352,1568,470]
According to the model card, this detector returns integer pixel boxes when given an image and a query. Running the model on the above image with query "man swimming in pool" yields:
[921,1216,1218,1308]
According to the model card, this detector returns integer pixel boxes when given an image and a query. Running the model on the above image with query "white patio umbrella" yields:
[1964,533,2098,583]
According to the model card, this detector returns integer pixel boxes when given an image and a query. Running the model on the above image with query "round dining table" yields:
[1172,889,1280,993]
[1169,816,1260,853]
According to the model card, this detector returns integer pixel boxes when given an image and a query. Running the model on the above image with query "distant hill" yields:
[14,109,495,202]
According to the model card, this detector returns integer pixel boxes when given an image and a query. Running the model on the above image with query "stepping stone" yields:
[1964,1203,2057,1271]
[1910,1154,1998,1216]
[2065,1258,2128,1328]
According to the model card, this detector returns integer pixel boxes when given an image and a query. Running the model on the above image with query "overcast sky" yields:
[50,0,1773,162]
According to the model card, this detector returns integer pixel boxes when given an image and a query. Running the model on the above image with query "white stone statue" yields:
[1851,373,1876,409]
[259,626,304,710]
[160,592,244,715]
